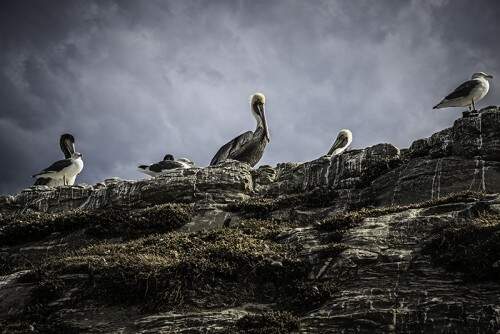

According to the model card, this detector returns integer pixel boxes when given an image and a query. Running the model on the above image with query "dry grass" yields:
[0,203,192,246]
[315,191,487,233]
[227,189,339,218]
[41,226,324,311]
[424,212,500,281]
[231,311,300,334]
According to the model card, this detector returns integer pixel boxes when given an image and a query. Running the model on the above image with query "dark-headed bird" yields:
[138,154,194,177]
[33,134,84,186]
[210,93,270,167]
[327,129,352,156]
[433,72,493,111]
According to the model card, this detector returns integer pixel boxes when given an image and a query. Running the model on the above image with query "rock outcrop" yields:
[1,107,500,333]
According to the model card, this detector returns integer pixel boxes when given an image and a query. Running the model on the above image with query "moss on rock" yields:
[42,227,313,311]
[227,189,339,218]
[315,191,487,233]
[424,212,500,281]
[0,204,192,246]
[232,311,300,333]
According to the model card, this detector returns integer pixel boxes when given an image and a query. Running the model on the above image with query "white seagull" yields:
[433,72,493,111]
[327,129,352,156]
[33,134,84,186]
[138,154,194,177]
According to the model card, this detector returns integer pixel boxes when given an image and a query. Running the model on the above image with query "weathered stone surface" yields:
[372,157,500,206]
[2,107,500,333]
[1,161,253,214]
[0,271,33,318]
[2,108,500,215]
[300,198,500,333]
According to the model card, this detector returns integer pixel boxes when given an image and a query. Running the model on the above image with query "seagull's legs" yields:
[472,98,476,112]
[63,175,66,186]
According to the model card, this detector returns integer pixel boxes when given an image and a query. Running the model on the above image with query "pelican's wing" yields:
[210,131,254,166]
[444,80,480,100]
[33,158,72,177]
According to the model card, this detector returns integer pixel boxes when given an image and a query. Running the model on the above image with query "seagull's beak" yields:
[487,74,494,79]
[257,103,270,142]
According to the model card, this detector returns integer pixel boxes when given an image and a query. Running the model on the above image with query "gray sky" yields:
[0,0,499,194]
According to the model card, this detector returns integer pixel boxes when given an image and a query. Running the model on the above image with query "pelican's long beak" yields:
[327,135,345,156]
[257,103,270,142]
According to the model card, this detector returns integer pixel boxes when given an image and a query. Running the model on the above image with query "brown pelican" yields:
[327,129,352,156]
[210,93,270,167]
[433,72,493,111]
[33,134,84,186]
[138,154,194,176]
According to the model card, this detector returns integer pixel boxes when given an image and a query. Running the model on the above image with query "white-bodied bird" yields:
[433,72,493,111]
[327,129,352,156]
[33,134,84,186]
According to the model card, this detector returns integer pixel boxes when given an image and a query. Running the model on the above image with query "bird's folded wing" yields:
[445,80,479,100]
[149,160,185,172]
[210,131,254,165]
[33,159,72,176]
[34,178,52,185]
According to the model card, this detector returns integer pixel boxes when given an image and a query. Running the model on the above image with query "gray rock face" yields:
[3,108,500,215]
[301,197,500,333]
[2,107,500,333]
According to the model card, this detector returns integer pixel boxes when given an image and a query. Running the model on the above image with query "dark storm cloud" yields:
[0,0,499,194]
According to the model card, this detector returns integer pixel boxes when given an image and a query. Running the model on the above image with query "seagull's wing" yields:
[210,131,254,166]
[444,79,480,100]
[33,158,72,177]
[34,178,52,185]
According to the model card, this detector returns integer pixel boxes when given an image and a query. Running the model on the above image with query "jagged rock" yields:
[2,108,500,215]
[1,161,253,214]
[0,271,33,318]
[2,107,500,333]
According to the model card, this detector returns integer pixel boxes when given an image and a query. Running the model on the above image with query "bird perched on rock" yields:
[327,129,352,156]
[210,93,270,167]
[33,134,84,186]
[433,72,493,111]
[138,154,194,177]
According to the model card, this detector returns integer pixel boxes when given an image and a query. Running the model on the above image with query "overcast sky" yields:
[0,0,498,194]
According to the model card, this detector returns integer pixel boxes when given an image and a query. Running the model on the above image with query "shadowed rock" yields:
[1,107,500,333]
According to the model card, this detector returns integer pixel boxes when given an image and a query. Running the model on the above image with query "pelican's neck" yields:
[252,105,264,130]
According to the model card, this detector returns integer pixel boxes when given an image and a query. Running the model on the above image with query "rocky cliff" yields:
[1,107,500,333]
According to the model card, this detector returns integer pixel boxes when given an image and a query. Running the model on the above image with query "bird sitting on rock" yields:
[138,154,194,177]
[433,72,493,112]
[210,93,270,167]
[33,134,84,186]
[326,129,352,157]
